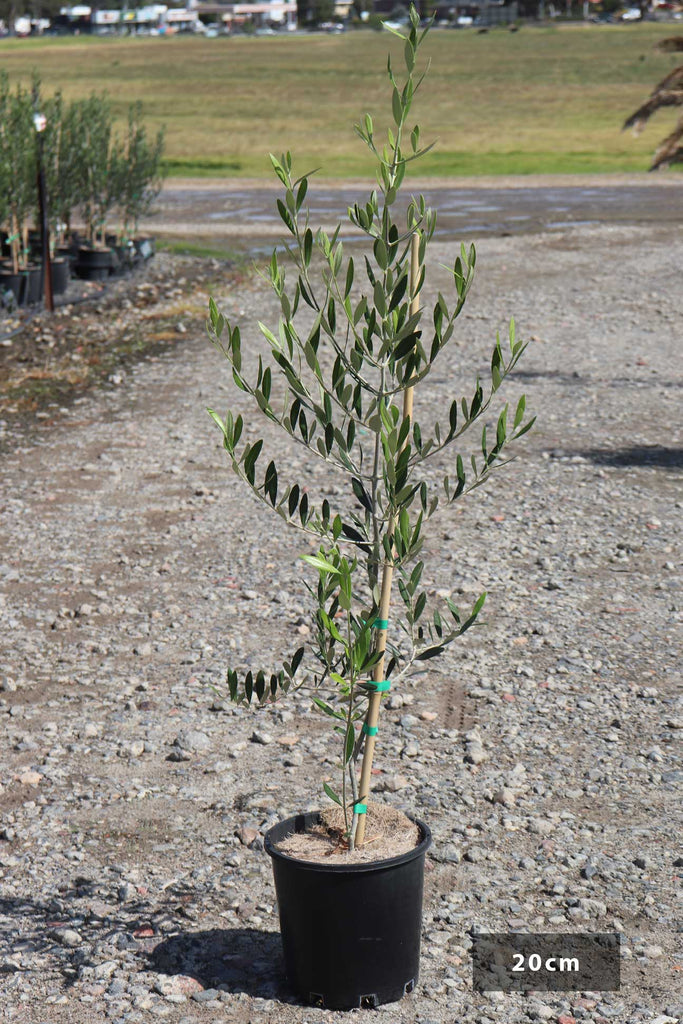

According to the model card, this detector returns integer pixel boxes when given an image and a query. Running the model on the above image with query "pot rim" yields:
[264,810,431,875]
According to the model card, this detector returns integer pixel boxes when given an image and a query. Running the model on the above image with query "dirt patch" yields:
[0,254,245,450]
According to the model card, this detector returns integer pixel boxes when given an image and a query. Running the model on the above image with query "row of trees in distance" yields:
[0,73,164,273]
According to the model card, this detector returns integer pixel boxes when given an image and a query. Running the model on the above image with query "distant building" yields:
[56,4,201,33]
[194,0,297,28]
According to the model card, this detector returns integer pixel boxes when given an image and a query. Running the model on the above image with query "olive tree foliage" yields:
[75,93,122,245]
[208,8,534,835]
[0,72,36,271]
[116,102,165,240]
[42,90,87,244]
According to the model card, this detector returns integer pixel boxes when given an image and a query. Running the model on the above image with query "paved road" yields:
[147,176,683,253]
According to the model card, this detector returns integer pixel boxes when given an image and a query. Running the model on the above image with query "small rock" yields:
[154,975,204,997]
[250,730,273,745]
[192,988,221,1002]
[93,961,118,981]
[399,714,420,730]
[465,742,487,765]
[493,788,516,808]
[532,1005,554,1021]
[53,929,82,947]
[175,730,211,753]
[376,774,409,793]
[18,771,42,786]
[167,748,192,762]
[236,826,260,847]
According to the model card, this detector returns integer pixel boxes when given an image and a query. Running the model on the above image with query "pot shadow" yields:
[150,927,293,1001]
[578,445,683,470]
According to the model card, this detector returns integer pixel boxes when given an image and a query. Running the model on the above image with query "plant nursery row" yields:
[0,73,164,306]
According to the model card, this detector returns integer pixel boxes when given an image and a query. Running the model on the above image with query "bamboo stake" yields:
[355,232,421,848]
[11,214,18,276]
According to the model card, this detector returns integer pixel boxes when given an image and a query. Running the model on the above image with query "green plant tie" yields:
[353,802,367,815]
[364,679,391,693]
[6,233,19,244]
[373,618,389,630]
[362,723,378,736]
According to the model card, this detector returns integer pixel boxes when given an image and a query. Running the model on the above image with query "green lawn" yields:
[2,24,681,177]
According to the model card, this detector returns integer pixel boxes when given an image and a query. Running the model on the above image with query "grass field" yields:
[2,24,682,177]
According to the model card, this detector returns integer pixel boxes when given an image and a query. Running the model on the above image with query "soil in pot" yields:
[266,807,431,1010]
[276,803,420,864]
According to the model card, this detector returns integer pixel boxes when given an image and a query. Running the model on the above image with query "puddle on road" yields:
[152,183,683,256]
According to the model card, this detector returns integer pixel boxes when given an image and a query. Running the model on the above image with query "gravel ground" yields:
[0,220,681,1024]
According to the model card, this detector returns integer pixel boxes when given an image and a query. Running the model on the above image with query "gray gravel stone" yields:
[174,730,211,752]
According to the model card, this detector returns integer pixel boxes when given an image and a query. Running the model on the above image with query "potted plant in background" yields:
[0,74,40,304]
[74,93,120,280]
[118,101,166,264]
[208,7,534,1009]
[48,97,88,267]
[0,76,17,303]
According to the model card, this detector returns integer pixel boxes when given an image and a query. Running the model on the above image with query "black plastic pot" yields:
[51,257,70,296]
[24,265,42,305]
[74,247,113,281]
[0,264,42,306]
[265,812,431,1010]
[56,244,77,269]
[0,267,23,304]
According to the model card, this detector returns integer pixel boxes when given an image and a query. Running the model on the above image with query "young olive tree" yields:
[208,8,534,851]
[117,101,165,241]
[76,94,121,246]
[0,75,36,272]
[42,93,84,248]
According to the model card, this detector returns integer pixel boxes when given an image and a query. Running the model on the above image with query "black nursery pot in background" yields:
[74,247,113,282]
[50,257,70,296]
[265,812,431,1010]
